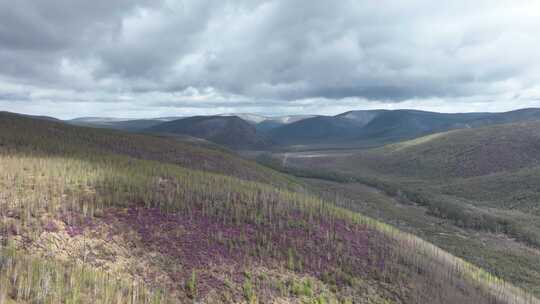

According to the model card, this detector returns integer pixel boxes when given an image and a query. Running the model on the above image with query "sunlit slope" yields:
[0,114,537,303]
[305,122,540,295]
[351,121,540,179]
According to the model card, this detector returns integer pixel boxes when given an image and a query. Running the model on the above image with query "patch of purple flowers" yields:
[95,205,391,298]
[43,221,59,232]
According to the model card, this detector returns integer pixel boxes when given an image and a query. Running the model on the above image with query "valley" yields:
[1,112,538,303]
[260,121,540,297]
[4,3,540,303]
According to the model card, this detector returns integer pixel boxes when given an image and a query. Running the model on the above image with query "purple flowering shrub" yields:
[89,205,392,299]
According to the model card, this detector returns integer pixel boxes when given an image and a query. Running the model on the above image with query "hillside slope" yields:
[255,115,317,133]
[0,113,536,303]
[269,116,360,144]
[67,108,540,151]
[268,108,540,149]
[146,115,271,149]
[69,118,165,131]
[337,122,540,244]
[353,121,540,179]
[274,121,540,295]
[352,110,492,144]
[0,112,293,189]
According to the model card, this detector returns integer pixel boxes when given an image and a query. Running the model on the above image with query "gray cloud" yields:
[0,0,540,118]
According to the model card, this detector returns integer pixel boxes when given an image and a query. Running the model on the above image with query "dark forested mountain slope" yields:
[146,115,271,149]
[67,108,540,150]
[268,108,540,148]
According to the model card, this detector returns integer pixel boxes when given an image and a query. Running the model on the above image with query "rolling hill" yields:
[67,108,540,151]
[67,114,313,134]
[0,111,61,122]
[272,121,540,296]
[347,120,540,179]
[0,112,536,303]
[255,115,316,133]
[352,122,540,239]
[268,108,540,149]
[0,112,292,188]
[268,116,361,144]
[146,115,271,149]
[68,117,175,132]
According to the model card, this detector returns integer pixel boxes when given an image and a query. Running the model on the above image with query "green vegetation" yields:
[0,246,167,304]
[265,108,540,150]
[0,113,538,303]
[272,121,540,297]
[242,276,256,303]
[145,115,270,150]
[0,112,296,189]
[185,270,198,299]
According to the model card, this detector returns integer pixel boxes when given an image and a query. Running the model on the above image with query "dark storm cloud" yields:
[0,0,539,117]
[0,0,146,88]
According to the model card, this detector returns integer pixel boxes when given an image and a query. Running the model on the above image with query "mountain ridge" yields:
[145,115,272,150]
[269,108,540,148]
[65,108,540,151]
[1,111,537,303]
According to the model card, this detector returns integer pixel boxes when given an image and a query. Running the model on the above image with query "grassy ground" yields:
[0,113,537,303]
[302,178,540,297]
[0,112,297,190]
[265,122,540,298]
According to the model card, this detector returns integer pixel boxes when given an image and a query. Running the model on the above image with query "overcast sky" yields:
[1,1,540,119]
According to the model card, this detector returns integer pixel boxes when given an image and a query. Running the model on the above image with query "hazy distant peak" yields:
[218,113,316,125]
[218,113,268,124]
[269,115,317,124]
[337,110,387,126]
[69,117,128,123]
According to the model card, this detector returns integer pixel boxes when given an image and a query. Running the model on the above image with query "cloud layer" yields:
[1,0,540,118]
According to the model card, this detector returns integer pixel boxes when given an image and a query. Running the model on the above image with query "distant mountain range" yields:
[273,112,540,297]
[145,115,272,150]
[2,110,527,303]
[66,114,314,149]
[68,116,182,131]
[0,111,61,123]
[271,108,540,147]
[65,108,540,150]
